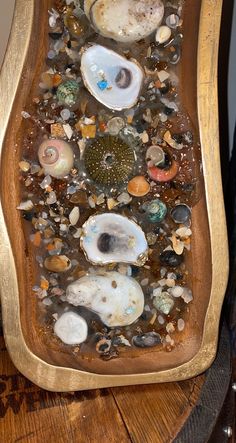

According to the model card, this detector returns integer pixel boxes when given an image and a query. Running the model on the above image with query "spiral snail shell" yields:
[38,139,74,178]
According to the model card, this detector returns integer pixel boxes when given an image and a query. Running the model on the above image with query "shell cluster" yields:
[18,0,196,354]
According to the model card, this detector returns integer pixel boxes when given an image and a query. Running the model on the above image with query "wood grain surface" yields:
[0,325,206,443]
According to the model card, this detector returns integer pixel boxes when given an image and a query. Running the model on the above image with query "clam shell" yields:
[44,255,71,273]
[66,271,144,327]
[81,44,143,111]
[80,213,148,266]
[84,0,164,43]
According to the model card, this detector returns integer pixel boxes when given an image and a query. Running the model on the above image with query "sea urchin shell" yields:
[83,136,135,188]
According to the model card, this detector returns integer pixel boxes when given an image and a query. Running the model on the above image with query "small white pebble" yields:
[170,286,184,298]
[60,109,71,121]
[158,315,165,325]
[177,318,185,331]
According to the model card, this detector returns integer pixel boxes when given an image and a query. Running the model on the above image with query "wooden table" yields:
[0,322,234,443]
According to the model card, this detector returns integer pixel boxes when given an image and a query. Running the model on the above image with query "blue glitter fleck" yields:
[97,80,108,91]
[125,306,135,315]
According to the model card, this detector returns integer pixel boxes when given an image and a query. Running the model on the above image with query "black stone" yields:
[160,250,183,267]
[132,332,161,348]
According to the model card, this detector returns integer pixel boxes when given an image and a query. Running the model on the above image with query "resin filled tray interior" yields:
[0,0,226,385]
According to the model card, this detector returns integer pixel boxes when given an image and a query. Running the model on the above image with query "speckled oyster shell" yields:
[84,0,164,43]
[80,44,143,111]
[66,271,144,327]
[80,213,148,266]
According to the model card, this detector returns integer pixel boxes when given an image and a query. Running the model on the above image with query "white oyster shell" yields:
[66,272,144,327]
[80,213,148,266]
[81,44,143,111]
[84,0,164,43]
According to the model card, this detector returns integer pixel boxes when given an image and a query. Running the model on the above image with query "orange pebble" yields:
[99,121,107,132]
[40,279,49,290]
[33,231,41,247]
[53,73,62,87]
[127,176,150,197]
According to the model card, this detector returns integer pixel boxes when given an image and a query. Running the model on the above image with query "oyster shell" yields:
[84,0,164,43]
[80,44,143,111]
[66,271,144,327]
[80,213,148,266]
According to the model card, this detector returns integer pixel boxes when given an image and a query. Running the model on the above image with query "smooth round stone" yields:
[142,199,167,223]
[170,204,191,224]
[56,79,80,106]
[132,332,161,348]
[160,250,183,267]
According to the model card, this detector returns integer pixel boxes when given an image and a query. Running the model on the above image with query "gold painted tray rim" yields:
[0,0,228,391]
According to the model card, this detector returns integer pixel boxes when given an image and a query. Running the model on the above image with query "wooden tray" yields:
[0,0,228,391]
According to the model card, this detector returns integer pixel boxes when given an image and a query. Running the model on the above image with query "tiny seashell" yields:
[69,207,80,226]
[173,242,184,255]
[132,332,161,348]
[164,130,183,150]
[155,25,172,44]
[146,145,165,167]
[56,79,80,107]
[44,255,71,273]
[127,176,150,197]
[176,227,192,238]
[117,192,132,205]
[107,198,119,210]
[153,291,174,315]
[17,200,34,211]
[54,312,88,345]
[142,199,167,223]
[96,338,111,354]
